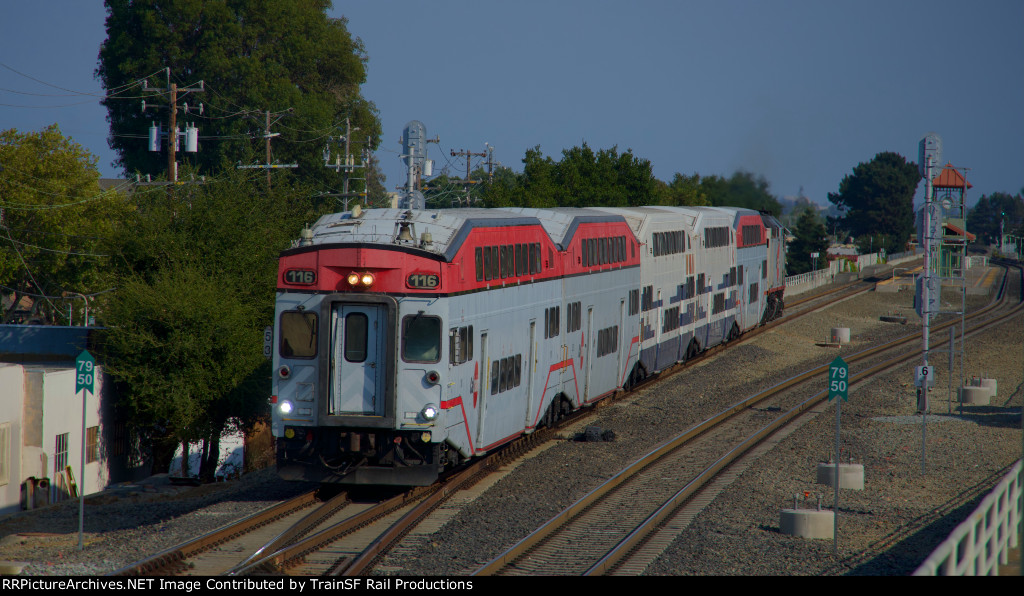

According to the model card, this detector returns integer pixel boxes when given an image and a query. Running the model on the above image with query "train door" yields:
[476,332,488,448]
[583,307,594,399]
[617,299,625,387]
[524,321,536,426]
[329,304,385,415]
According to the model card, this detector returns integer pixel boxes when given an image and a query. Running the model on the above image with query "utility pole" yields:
[237,108,297,191]
[323,118,366,209]
[451,148,486,206]
[142,68,203,184]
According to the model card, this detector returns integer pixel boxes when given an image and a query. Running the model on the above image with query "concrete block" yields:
[780,508,834,539]
[815,462,864,490]
[959,386,990,405]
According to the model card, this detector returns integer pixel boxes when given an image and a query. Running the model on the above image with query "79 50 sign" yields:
[828,356,848,402]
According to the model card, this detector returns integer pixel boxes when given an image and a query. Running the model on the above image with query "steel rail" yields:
[474,264,1017,576]
[110,489,320,576]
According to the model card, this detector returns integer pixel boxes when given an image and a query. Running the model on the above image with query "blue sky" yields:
[2,1,1022,208]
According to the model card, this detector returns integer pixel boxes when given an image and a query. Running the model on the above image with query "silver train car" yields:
[270,206,786,485]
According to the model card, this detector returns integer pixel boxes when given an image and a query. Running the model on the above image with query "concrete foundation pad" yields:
[780,508,834,539]
[815,463,865,490]
[959,386,991,405]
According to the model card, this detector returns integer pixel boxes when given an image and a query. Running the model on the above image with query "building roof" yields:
[932,163,972,189]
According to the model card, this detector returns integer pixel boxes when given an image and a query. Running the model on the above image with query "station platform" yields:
[875,264,999,295]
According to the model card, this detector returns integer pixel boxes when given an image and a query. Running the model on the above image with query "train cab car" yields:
[271,207,641,486]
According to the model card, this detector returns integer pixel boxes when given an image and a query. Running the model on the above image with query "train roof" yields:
[295,205,768,261]
[296,207,627,261]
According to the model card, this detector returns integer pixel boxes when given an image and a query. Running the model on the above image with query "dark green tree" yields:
[99,170,314,479]
[0,125,131,323]
[700,171,782,215]
[966,190,1024,245]
[827,151,920,249]
[787,207,830,274]
[96,0,381,187]
[656,172,710,207]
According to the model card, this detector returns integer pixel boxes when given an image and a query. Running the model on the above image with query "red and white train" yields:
[271,205,786,485]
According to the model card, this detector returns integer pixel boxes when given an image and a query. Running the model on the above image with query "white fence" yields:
[914,460,1022,576]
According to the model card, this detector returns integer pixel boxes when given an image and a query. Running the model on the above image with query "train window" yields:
[531,243,541,274]
[490,246,499,280]
[729,267,737,287]
[548,247,554,269]
[401,315,441,363]
[499,357,507,393]
[544,306,561,338]
[641,285,653,311]
[628,289,639,316]
[514,354,522,388]
[712,293,725,315]
[762,260,768,279]
[566,301,582,333]
[449,325,474,365]
[491,360,499,395]
[343,313,368,362]
[597,326,619,357]
[475,247,484,282]
[686,277,695,300]
[280,311,318,358]
[738,265,744,285]
[516,244,524,276]
[500,245,509,279]
[697,274,705,295]
[749,283,759,303]
[662,307,680,333]
[483,246,492,281]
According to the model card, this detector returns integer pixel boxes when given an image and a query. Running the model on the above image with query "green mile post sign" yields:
[828,356,848,402]
[76,350,95,395]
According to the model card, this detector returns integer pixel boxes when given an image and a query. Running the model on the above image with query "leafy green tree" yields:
[700,171,782,215]
[787,207,830,274]
[966,190,1024,244]
[99,170,314,479]
[827,151,920,249]
[96,0,381,187]
[656,172,710,206]
[0,125,131,323]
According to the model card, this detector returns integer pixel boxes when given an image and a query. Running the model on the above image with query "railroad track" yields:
[110,261,937,577]
[471,264,1020,576]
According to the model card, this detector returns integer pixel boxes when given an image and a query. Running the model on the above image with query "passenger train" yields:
[270,205,786,485]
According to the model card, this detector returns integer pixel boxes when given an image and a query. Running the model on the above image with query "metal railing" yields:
[914,460,1022,576]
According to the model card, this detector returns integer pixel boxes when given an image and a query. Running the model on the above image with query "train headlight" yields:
[425,370,440,385]
[347,271,376,288]
[421,403,439,421]
[279,400,295,415]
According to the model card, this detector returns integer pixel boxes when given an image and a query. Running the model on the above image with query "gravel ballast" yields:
[1,271,1020,576]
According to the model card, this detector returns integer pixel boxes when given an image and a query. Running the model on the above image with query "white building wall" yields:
[0,364,25,515]
[35,366,108,504]
[0,364,108,514]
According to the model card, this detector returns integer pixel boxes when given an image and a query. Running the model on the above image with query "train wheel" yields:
[685,339,699,361]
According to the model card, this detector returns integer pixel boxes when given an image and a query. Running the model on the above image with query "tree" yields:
[656,172,710,207]
[700,171,782,215]
[0,125,131,323]
[99,170,314,479]
[787,207,830,275]
[96,0,381,188]
[827,151,920,249]
[966,190,1024,245]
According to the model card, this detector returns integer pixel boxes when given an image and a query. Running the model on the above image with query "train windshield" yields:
[280,311,318,358]
[402,315,441,363]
